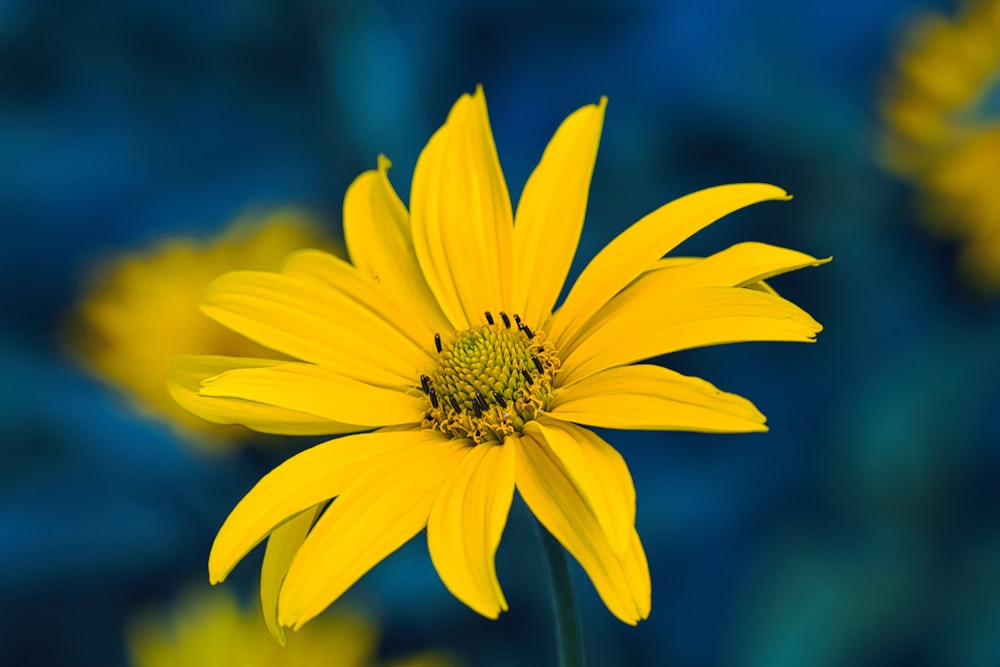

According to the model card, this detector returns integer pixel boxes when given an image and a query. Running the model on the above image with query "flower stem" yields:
[536,521,584,667]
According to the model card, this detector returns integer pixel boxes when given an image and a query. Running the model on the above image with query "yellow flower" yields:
[69,209,337,445]
[881,0,1000,290]
[172,87,826,633]
[127,585,459,667]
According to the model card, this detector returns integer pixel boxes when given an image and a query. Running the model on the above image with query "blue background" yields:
[3,0,999,665]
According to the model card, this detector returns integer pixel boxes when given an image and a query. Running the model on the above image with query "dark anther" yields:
[424,411,432,421]
[471,399,483,418]
[449,395,461,412]
[521,324,535,339]
[434,333,442,353]
[420,374,431,395]
[475,390,488,410]
[492,391,508,408]
[521,368,534,385]
[531,354,544,374]
[499,311,511,328]
[428,387,439,408]
[485,311,495,325]
[513,314,523,329]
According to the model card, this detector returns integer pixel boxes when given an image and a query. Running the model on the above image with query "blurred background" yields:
[2,0,999,665]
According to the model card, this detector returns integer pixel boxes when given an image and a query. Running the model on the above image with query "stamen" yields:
[428,386,439,408]
[471,399,483,418]
[492,391,507,408]
[531,354,544,374]
[449,395,461,412]
[475,390,488,410]
[521,368,534,385]
[434,333,442,353]
[420,374,431,395]
[499,311,511,328]
[485,311,495,325]
[521,324,535,339]
[513,313,523,328]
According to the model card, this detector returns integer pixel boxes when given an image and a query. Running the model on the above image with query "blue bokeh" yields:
[2,0,998,665]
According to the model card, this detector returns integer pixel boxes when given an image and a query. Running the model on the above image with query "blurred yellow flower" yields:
[881,0,1000,290]
[70,209,338,445]
[173,87,825,633]
[127,586,459,667]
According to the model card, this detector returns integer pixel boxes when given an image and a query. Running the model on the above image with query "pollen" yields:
[419,312,559,443]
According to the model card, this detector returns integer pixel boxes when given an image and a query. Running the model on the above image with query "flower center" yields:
[420,311,559,443]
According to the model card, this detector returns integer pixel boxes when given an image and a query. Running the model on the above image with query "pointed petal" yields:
[559,286,822,385]
[512,98,607,329]
[343,156,451,335]
[260,503,324,644]
[523,417,635,557]
[644,242,829,290]
[427,440,515,618]
[169,355,363,435]
[547,184,791,349]
[548,364,768,433]
[411,87,514,329]
[199,363,425,427]
[201,268,430,385]
[513,431,650,624]
[278,437,470,628]
[209,429,447,584]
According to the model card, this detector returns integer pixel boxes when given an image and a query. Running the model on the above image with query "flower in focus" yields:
[127,585,459,667]
[172,87,826,633]
[70,209,337,445]
[881,0,1000,290]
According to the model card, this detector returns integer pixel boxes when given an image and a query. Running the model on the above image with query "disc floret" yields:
[420,312,559,443]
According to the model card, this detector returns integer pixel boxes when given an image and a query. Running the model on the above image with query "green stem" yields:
[536,521,584,667]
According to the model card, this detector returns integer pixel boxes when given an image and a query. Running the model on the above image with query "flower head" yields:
[881,0,1000,290]
[173,87,826,633]
[69,210,336,445]
[126,585,459,667]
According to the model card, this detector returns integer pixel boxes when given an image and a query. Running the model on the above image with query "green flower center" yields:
[420,311,559,443]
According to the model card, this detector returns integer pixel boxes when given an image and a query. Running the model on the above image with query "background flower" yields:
[2,0,999,666]
[67,210,338,446]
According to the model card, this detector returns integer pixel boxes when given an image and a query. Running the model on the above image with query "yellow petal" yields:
[559,286,822,385]
[260,503,324,644]
[169,355,362,435]
[512,98,607,330]
[209,429,446,584]
[547,364,767,433]
[426,440,515,618]
[411,86,514,330]
[548,184,791,349]
[512,431,650,624]
[523,417,635,557]
[343,156,451,335]
[202,269,429,385]
[644,241,830,290]
[278,437,470,628]
[199,363,425,427]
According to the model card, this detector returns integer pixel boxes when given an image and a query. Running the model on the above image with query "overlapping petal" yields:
[523,417,635,557]
[547,364,767,432]
[512,431,650,624]
[547,184,791,350]
[201,269,429,386]
[198,363,425,427]
[278,437,471,628]
[343,155,451,336]
[168,356,363,435]
[260,503,323,644]
[427,440,515,618]
[643,242,829,290]
[559,286,822,386]
[209,430,450,585]
[512,98,606,329]
[411,86,513,330]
